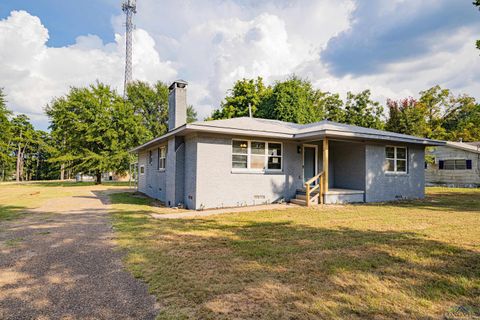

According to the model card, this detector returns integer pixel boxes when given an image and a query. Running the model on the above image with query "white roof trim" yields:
[445,142,480,154]
[131,118,445,152]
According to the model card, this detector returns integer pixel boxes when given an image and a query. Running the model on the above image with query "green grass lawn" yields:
[110,188,480,319]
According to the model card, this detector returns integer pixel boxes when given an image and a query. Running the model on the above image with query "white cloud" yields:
[0,10,176,128]
[1,1,479,130]
[131,0,354,118]
[313,27,480,105]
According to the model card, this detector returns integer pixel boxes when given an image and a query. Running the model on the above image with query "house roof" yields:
[466,141,480,148]
[131,117,445,152]
[444,141,480,154]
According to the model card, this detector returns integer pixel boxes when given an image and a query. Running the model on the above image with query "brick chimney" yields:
[168,80,188,131]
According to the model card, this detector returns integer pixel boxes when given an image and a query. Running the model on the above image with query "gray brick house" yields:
[132,80,444,209]
[426,142,480,187]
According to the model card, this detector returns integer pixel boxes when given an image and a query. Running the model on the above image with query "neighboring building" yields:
[425,142,480,187]
[131,80,444,209]
[76,172,131,182]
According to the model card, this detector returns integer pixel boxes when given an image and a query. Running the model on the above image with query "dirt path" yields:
[0,190,158,320]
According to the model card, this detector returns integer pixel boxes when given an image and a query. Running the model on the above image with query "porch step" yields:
[290,198,307,206]
[291,192,320,206]
[296,188,320,196]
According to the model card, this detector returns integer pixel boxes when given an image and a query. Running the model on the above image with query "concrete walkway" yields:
[0,190,158,320]
[151,203,296,219]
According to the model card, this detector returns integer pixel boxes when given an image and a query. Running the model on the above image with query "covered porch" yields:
[291,137,366,206]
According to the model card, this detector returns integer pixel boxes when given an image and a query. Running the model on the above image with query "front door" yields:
[303,145,317,184]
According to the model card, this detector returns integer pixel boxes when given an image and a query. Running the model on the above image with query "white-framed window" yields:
[157,146,166,170]
[149,150,153,165]
[140,166,145,174]
[232,139,283,172]
[386,146,407,173]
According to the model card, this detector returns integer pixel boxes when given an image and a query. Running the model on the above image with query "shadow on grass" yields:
[110,207,480,319]
[363,188,480,213]
[0,205,29,222]
[0,204,158,319]
[103,191,167,209]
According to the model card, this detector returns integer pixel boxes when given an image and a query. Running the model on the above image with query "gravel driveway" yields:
[0,189,158,320]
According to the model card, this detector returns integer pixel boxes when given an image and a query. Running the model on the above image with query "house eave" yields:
[294,129,445,146]
[444,142,480,154]
[130,122,446,153]
[129,124,188,153]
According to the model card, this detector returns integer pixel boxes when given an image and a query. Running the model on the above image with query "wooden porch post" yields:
[323,137,329,198]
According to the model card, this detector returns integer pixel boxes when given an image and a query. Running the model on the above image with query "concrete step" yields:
[296,194,307,201]
[296,188,320,196]
[296,194,321,201]
[290,198,307,206]
[291,194,320,206]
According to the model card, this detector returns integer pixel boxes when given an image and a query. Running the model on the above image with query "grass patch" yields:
[110,192,188,215]
[4,237,24,247]
[110,187,480,319]
[0,205,27,221]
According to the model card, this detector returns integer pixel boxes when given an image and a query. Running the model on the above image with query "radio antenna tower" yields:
[122,0,136,96]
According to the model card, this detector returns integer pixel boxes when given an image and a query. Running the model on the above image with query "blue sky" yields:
[0,0,479,130]
[0,0,119,47]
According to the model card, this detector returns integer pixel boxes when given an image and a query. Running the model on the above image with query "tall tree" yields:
[126,80,199,138]
[344,90,384,129]
[0,89,13,180]
[385,98,428,137]
[211,77,271,120]
[442,94,480,141]
[10,115,36,182]
[257,76,325,124]
[47,83,146,184]
[319,92,345,122]
[417,85,452,139]
[126,80,169,140]
[187,105,198,123]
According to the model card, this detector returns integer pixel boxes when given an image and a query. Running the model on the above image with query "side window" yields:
[385,146,407,173]
[439,159,470,170]
[140,166,145,174]
[158,146,167,170]
[149,150,153,165]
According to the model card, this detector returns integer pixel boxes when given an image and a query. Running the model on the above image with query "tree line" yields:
[1,76,479,183]
[0,81,197,183]
[210,76,480,142]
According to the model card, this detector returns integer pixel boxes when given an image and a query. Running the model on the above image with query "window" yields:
[232,140,248,168]
[385,146,407,173]
[268,143,282,170]
[140,166,145,174]
[232,140,282,172]
[439,159,471,170]
[157,146,166,170]
[250,141,266,170]
[149,150,153,165]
